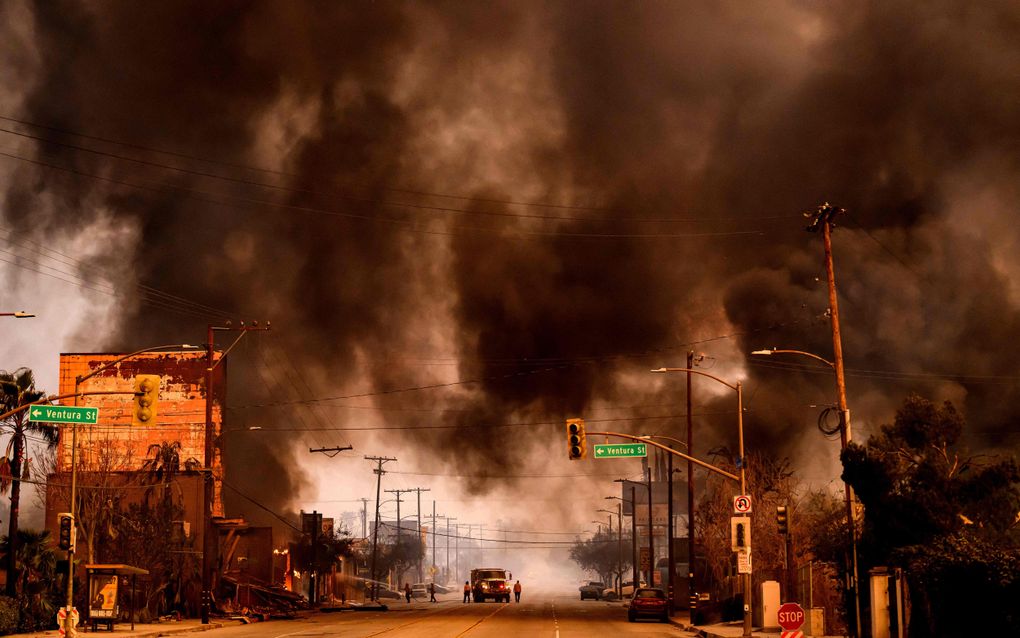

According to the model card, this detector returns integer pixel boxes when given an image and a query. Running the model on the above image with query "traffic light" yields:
[132,374,160,426]
[566,418,586,460]
[731,516,751,551]
[776,505,789,535]
[57,513,75,551]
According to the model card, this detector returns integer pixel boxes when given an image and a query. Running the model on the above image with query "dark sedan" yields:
[627,587,669,622]
[579,581,605,600]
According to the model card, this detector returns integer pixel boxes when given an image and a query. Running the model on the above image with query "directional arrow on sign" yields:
[593,443,647,459]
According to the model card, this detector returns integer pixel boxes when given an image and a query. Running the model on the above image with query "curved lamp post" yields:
[751,347,862,633]
[651,367,750,638]
[65,344,197,634]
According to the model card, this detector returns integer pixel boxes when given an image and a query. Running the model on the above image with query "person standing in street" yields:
[513,580,522,603]
[463,581,471,603]
[404,583,412,603]
[428,582,437,603]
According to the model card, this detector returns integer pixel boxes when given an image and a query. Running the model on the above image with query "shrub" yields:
[0,596,18,635]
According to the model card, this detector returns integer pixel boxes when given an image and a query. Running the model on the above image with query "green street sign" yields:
[27,405,98,425]
[593,443,647,459]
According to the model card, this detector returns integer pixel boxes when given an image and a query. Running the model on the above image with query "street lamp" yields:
[651,366,751,638]
[0,311,34,318]
[605,497,624,597]
[597,508,619,594]
[615,476,653,589]
[751,347,862,632]
[641,434,687,616]
[66,343,198,634]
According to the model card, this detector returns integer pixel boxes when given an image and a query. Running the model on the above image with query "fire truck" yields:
[470,567,511,603]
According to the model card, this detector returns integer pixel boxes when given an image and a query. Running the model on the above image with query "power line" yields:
[0,148,775,241]
[0,115,800,223]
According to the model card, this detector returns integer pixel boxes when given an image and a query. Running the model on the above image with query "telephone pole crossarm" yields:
[309,446,354,457]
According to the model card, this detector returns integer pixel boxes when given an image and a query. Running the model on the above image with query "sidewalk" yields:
[687,619,844,638]
[5,618,243,638]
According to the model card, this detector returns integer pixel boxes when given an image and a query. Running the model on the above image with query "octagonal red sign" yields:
[777,602,805,631]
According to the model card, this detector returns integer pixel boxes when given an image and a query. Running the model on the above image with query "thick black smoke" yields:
[3,1,1020,519]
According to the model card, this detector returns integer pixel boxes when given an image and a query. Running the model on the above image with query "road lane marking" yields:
[455,601,509,637]
[346,602,465,637]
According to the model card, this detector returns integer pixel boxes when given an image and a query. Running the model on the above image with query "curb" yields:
[121,620,230,638]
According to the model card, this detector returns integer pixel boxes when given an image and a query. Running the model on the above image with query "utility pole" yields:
[366,456,396,601]
[667,448,674,615]
[385,488,414,585]
[631,486,638,587]
[410,487,431,583]
[431,501,437,580]
[446,517,456,584]
[687,350,697,614]
[203,321,270,624]
[616,500,623,597]
[454,523,460,584]
[807,202,862,637]
[360,498,369,539]
[647,468,654,585]
[306,443,354,598]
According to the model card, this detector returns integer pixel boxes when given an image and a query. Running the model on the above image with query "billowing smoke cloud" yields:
[3,0,1020,525]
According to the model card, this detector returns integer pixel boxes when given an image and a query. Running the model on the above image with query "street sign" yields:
[29,405,98,425]
[778,602,805,631]
[593,443,647,459]
[733,494,752,513]
[737,549,752,574]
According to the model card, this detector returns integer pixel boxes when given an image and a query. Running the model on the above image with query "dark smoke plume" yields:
[3,1,1020,520]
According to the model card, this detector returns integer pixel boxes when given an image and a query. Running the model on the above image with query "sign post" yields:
[778,602,805,638]
[56,606,79,637]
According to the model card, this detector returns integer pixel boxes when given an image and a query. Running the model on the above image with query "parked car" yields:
[411,583,428,599]
[376,587,402,600]
[579,581,605,600]
[627,587,669,623]
[604,579,646,600]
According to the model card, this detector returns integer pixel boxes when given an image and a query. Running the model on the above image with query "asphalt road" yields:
[204,587,695,638]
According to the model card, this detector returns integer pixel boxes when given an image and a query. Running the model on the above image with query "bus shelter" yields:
[85,564,149,632]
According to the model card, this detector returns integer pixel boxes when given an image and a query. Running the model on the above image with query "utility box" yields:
[806,607,825,636]
[759,580,781,630]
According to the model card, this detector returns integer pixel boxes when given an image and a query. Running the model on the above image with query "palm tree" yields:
[141,441,182,508]
[0,368,58,596]
[0,529,58,630]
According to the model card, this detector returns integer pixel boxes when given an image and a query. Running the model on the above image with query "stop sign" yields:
[777,602,805,631]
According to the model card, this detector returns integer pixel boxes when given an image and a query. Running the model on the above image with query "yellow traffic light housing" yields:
[133,374,160,426]
[566,418,586,460]
[58,512,75,551]
[776,505,789,535]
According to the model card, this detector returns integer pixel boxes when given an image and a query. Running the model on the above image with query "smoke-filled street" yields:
[207,588,694,638]
[2,2,1020,636]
